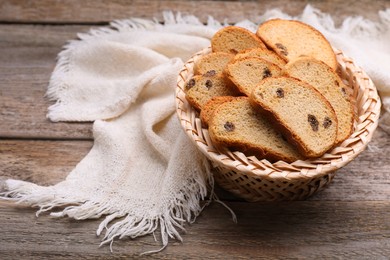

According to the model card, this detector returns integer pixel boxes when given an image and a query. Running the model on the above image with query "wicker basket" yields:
[175,47,381,202]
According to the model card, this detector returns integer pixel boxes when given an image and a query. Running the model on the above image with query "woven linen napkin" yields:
[1,5,390,253]
[1,14,222,253]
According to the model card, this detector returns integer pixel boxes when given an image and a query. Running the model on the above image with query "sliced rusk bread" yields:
[208,97,303,163]
[284,57,354,145]
[256,19,337,70]
[250,76,338,158]
[225,57,283,96]
[234,48,287,68]
[211,26,266,54]
[185,74,240,111]
[200,96,236,127]
[194,52,234,76]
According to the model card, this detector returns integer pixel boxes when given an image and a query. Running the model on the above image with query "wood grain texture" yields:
[0,140,93,185]
[0,0,389,25]
[0,200,389,259]
[0,25,93,139]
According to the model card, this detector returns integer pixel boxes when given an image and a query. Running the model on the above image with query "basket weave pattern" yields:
[175,47,381,202]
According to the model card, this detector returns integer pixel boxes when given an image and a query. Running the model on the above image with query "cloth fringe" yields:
[0,154,220,255]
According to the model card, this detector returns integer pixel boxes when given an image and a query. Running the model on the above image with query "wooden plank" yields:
[312,129,390,201]
[0,0,389,25]
[0,25,93,139]
[1,132,389,202]
[0,200,389,259]
[0,24,88,47]
[0,140,93,185]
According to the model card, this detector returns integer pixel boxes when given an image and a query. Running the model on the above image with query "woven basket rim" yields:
[175,47,381,181]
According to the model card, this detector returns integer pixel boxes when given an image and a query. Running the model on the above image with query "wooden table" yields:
[1,1,390,258]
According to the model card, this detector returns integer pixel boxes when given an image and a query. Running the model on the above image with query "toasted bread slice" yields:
[225,57,283,96]
[200,96,236,127]
[251,77,338,158]
[185,74,240,111]
[235,48,286,68]
[284,57,354,145]
[211,26,266,54]
[194,52,234,76]
[256,19,337,70]
[208,97,303,163]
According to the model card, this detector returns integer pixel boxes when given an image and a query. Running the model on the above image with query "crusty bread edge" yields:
[250,76,339,158]
[200,96,236,128]
[208,97,300,163]
[225,56,282,96]
[193,52,234,75]
[256,18,338,71]
[283,57,355,146]
[211,25,267,53]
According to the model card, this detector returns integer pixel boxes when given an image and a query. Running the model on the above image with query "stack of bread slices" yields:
[184,19,355,163]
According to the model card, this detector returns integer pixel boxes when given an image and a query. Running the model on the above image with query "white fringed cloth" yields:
[1,5,390,254]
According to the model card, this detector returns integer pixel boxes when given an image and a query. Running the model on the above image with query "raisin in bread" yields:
[256,19,337,70]
[208,97,303,163]
[211,26,266,54]
[194,52,234,76]
[250,77,338,158]
[235,48,286,68]
[185,74,240,111]
[225,57,283,96]
[200,96,236,127]
[284,57,354,145]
